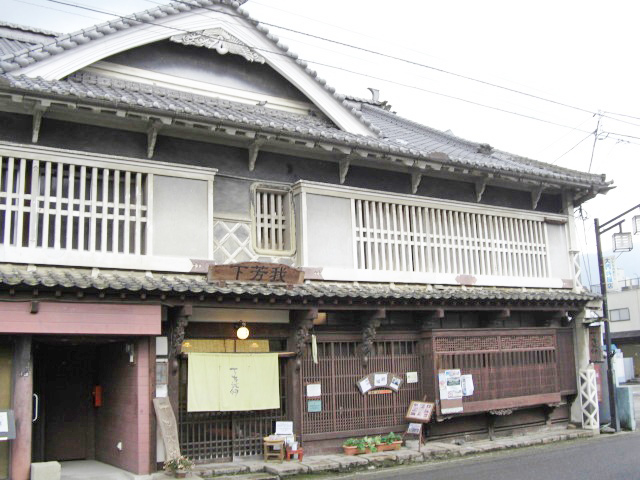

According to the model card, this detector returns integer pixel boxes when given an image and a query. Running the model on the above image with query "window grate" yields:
[254,188,291,253]
[0,156,148,254]
[353,199,549,277]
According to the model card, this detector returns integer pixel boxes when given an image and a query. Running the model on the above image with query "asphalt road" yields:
[341,433,640,480]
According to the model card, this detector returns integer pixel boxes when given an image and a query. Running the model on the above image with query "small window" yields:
[609,308,630,321]
[251,184,295,255]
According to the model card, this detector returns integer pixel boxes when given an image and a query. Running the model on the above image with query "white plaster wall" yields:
[547,224,572,279]
[304,194,354,268]
[152,176,209,258]
[608,289,640,333]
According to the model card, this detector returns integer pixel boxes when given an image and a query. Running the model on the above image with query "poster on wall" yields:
[438,369,463,414]
[357,372,403,394]
[461,374,474,396]
[306,383,322,397]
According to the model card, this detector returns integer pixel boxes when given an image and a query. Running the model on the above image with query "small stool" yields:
[263,437,285,462]
[286,446,304,461]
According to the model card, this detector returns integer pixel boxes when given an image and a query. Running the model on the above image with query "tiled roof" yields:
[0,38,33,56]
[0,0,377,133]
[359,104,606,186]
[0,264,597,305]
[0,71,610,191]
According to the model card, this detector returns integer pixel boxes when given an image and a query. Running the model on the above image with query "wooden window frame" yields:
[250,183,295,256]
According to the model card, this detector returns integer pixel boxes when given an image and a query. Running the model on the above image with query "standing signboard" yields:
[404,400,435,452]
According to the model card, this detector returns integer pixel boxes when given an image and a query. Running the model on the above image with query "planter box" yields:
[377,441,402,452]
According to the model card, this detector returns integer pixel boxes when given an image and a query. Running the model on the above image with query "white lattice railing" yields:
[353,199,550,277]
[0,155,148,255]
[579,368,599,430]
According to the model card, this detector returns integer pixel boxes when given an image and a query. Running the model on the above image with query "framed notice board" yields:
[405,401,434,423]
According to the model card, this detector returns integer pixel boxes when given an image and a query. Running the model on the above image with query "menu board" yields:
[405,401,435,423]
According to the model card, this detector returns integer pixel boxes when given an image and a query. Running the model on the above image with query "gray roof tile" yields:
[0,71,610,191]
[0,264,597,305]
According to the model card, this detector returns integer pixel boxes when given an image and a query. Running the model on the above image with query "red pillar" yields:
[11,335,33,480]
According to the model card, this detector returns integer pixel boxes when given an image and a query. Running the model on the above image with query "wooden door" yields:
[43,345,94,461]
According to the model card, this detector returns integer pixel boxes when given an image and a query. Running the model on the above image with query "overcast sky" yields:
[4,0,640,273]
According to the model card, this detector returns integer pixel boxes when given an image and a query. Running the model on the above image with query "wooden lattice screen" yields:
[0,155,148,253]
[424,328,576,415]
[178,358,287,461]
[300,339,422,439]
[352,198,549,277]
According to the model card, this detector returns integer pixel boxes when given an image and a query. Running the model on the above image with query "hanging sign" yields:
[357,372,404,394]
[208,262,304,284]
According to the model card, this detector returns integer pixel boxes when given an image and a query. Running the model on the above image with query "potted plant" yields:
[342,438,359,455]
[379,432,403,451]
[163,455,194,478]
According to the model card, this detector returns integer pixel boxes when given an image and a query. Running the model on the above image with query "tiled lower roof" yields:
[0,264,596,305]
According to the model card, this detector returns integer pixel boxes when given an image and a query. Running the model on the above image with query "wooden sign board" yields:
[405,401,435,423]
[208,262,304,284]
[357,372,404,394]
[589,325,603,363]
[153,398,181,460]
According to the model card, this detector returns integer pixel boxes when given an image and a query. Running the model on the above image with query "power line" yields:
[19,0,640,132]
[15,0,640,144]
[167,0,640,128]
[30,0,597,133]
[552,131,595,165]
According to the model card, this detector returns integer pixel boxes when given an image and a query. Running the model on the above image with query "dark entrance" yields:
[32,343,97,462]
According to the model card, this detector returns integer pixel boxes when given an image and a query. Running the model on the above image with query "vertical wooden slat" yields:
[15,159,27,248]
[101,168,109,252]
[42,162,52,248]
[356,200,365,269]
[276,192,283,250]
[89,167,98,252]
[370,200,379,270]
[269,192,276,251]
[112,170,120,253]
[78,166,87,251]
[391,204,400,271]
[135,172,142,255]
[123,171,131,254]
[65,165,75,250]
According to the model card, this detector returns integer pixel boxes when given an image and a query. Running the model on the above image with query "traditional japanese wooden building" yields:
[0,2,610,479]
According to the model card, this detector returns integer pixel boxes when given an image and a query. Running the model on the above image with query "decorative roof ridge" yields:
[0,21,61,37]
[0,0,380,136]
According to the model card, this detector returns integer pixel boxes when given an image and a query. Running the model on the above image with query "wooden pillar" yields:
[287,309,317,439]
[168,306,190,421]
[360,309,385,370]
[11,335,33,480]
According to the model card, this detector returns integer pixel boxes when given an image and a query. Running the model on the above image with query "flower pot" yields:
[343,446,358,455]
[172,470,189,478]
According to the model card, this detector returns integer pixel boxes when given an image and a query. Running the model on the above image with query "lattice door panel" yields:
[301,340,422,435]
[178,357,287,461]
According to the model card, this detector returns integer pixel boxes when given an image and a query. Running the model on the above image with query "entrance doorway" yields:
[33,343,97,462]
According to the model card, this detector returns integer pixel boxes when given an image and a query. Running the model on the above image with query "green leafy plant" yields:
[342,438,358,447]
[163,455,194,473]
[381,432,402,444]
